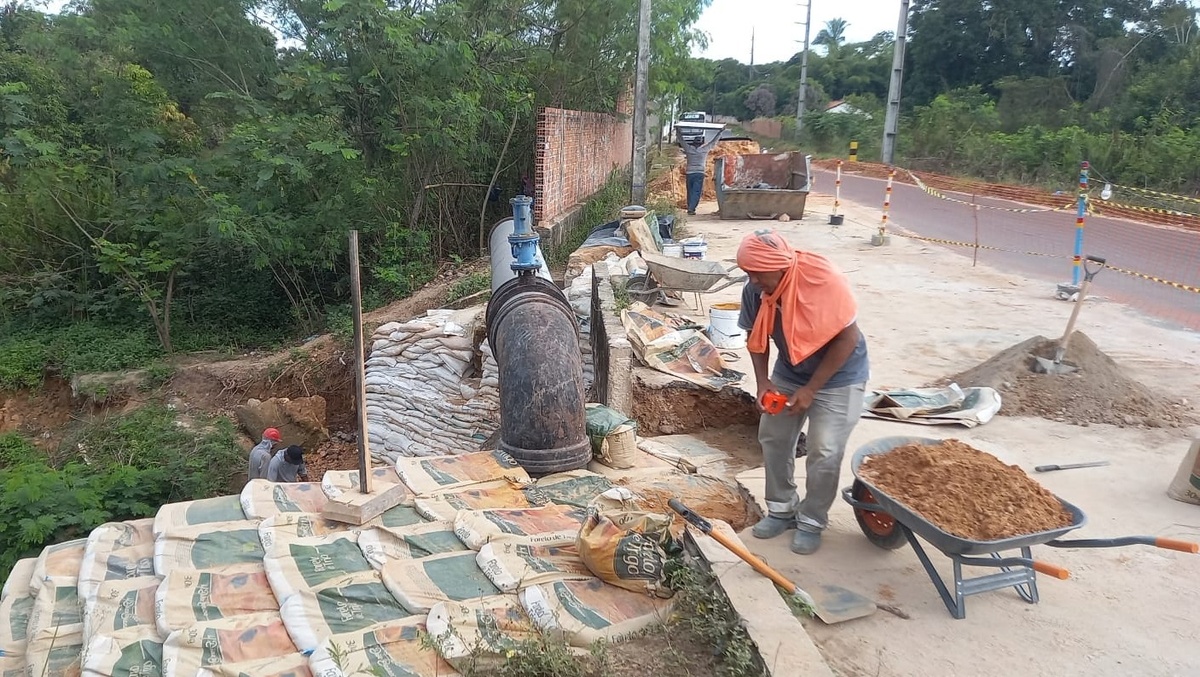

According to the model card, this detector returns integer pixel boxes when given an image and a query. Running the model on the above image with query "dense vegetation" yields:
[0,0,708,380]
[681,0,1200,193]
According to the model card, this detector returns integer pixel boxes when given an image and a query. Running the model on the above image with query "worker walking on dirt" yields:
[267,444,310,483]
[683,127,725,216]
[248,428,282,481]
[736,229,869,555]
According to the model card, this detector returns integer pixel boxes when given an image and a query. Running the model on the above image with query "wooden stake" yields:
[349,230,373,495]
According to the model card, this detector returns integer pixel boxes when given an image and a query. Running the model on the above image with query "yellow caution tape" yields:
[1093,201,1200,219]
[1105,266,1200,294]
[1111,184,1200,206]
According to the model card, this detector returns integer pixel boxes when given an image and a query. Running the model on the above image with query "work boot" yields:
[795,431,807,458]
[751,515,796,539]
[791,529,822,555]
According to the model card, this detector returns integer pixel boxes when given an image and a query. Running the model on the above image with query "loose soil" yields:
[604,625,720,677]
[946,332,1193,428]
[633,375,759,434]
[858,439,1074,542]
[647,140,763,208]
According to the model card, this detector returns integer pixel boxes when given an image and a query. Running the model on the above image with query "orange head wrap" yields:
[736,229,858,365]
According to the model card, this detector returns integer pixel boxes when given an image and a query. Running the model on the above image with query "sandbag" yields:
[413,480,538,521]
[30,538,88,595]
[477,539,593,593]
[308,617,458,677]
[277,570,413,652]
[153,521,265,575]
[196,652,313,677]
[520,578,674,647]
[84,577,162,641]
[585,404,639,469]
[453,505,589,550]
[425,595,538,672]
[1167,438,1200,505]
[78,546,156,605]
[357,522,467,569]
[160,612,296,677]
[154,567,278,636]
[154,495,247,536]
[263,535,373,604]
[81,626,162,677]
[241,480,329,519]
[526,470,614,508]
[380,552,499,614]
[1,559,36,602]
[576,508,675,598]
[396,450,529,496]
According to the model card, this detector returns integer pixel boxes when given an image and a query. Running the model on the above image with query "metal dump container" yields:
[714,151,811,220]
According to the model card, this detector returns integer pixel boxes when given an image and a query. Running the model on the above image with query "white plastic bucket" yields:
[662,243,683,258]
[707,302,745,349]
[682,240,708,260]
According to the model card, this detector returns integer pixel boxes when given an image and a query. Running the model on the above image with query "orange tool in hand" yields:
[761,390,788,415]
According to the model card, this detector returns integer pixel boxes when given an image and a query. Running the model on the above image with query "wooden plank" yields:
[348,230,373,495]
[322,476,409,526]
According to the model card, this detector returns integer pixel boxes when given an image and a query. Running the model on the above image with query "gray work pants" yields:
[759,382,866,532]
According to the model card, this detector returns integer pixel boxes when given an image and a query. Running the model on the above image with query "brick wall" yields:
[534,94,633,224]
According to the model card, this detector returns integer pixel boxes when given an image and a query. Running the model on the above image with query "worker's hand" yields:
[786,386,815,415]
[755,384,773,414]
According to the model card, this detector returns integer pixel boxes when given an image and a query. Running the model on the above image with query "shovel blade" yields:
[1032,356,1077,375]
[805,583,878,624]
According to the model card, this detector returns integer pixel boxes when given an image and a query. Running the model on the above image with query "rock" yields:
[71,370,149,405]
[777,213,791,222]
[235,396,331,451]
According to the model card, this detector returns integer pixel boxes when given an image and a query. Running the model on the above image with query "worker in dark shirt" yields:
[267,445,309,483]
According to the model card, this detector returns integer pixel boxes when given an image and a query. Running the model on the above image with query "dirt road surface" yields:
[814,167,1200,331]
[670,190,1200,677]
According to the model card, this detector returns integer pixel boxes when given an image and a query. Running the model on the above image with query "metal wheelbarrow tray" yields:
[840,436,1199,619]
[627,251,746,312]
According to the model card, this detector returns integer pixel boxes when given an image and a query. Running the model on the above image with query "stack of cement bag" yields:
[567,265,596,396]
[365,308,501,463]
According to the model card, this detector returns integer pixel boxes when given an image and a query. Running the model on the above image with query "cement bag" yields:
[322,467,406,500]
[241,480,329,519]
[263,535,373,603]
[1167,438,1200,505]
[81,627,162,677]
[26,574,84,676]
[27,576,83,642]
[0,656,24,677]
[520,578,674,647]
[357,522,467,569]
[259,513,358,552]
[525,470,614,508]
[30,538,88,595]
[1,559,36,602]
[277,570,413,652]
[25,637,83,677]
[154,567,278,636]
[425,595,539,672]
[380,552,500,614]
[154,495,246,536]
[308,617,458,677]
[585,404,639,469]
[396,450,529,496]
[153,521,265,574]
[0,592,32,650]
[413,479,538,522]
[453,505,590,550]
[477,539,593,593]
[160,612,296,677]
[196,652,312,677]
[84,577,162,641]
[78,546,156,604]
[576,508,675,598]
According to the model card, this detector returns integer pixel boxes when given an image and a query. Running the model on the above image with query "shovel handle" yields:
[707,527,799,594]
[1032,561,1071,580]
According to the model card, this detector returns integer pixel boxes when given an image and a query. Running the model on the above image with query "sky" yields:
[691,0,900,64]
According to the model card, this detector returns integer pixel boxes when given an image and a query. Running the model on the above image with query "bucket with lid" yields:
[707,302,745,349]
[662,243,683,258]
[682,239,708,260]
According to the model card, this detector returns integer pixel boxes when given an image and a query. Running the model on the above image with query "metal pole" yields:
[1073,162,1089,287]
[881,0,910,165]
[631,0,651,205]
[794,0,813,140]
[348,230,372,494]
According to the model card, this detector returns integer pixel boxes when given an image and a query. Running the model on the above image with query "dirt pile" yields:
[648,140,762,208]
[947,333,1192,428]
[859,439,1074,541]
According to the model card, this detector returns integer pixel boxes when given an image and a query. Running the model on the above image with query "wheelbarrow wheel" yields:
[625,275,663,305]
[852,480,906,550]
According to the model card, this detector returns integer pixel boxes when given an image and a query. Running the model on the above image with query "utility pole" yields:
[794,0,813,141]
[631,0,652,205]
[749,27,756,79]
[881,0,910,165]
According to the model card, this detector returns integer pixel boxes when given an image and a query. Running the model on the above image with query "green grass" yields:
[447,272,492,303]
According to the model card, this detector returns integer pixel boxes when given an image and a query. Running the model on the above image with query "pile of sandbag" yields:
[566,265,596,395]
[364,309,501,463]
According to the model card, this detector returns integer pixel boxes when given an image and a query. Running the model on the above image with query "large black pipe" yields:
[485,224,591,476]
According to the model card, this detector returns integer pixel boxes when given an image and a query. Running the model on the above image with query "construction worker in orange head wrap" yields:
[735,229,870,555]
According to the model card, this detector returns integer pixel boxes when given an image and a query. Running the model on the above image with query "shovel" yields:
[668,498,877,625]
[1034,255,1106,375]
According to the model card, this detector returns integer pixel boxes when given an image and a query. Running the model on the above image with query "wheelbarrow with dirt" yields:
[840,436,1199,619]
[625,251,747,313]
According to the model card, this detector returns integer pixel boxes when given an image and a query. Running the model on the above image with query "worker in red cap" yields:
[248,428,282,481]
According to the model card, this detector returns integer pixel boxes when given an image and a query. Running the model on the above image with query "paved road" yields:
[817,168,1200,331]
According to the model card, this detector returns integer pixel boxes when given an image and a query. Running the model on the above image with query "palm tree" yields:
[814,18,848,56]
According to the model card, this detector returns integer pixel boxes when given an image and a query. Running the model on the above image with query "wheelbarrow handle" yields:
[956,555,1072,580]
[1045,536,1199,553]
